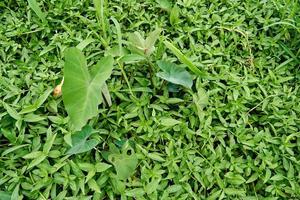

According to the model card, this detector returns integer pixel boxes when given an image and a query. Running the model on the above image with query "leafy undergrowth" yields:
[1,0,300,199]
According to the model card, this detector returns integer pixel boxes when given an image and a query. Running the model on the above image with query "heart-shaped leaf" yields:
[156,60,193,88]
[128,28,161,56]
[62,47,114,131]
[109,150,138,180]
[66,125,99,155]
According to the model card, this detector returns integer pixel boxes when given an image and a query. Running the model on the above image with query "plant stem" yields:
[146,57,157,94]
[118,61,136,99]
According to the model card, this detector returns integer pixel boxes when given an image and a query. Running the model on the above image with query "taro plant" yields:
[127,28,162,57]
[125,28,200,90]
[62,47,114,131]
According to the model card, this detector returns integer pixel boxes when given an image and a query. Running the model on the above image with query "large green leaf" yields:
[0,191,11,200]
[156,60,193,88]
[62,47,113,131]
[66,125,99,155]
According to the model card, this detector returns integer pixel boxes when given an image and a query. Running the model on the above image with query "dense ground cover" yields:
[1,0,300,199]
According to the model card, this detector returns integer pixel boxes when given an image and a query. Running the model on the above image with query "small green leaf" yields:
[55,191,67,200]
[264,169,272,183]
[1,128,16,144]
[145,28,162,55]
[288,162,295,179]
[156,0,172,11]
[224,188,246,196]
[27,153,47,169]
[167,185,182,193]
[160,117,181,126]
[1,144,29,156]
[2,102,21,120]
[48,150,61,158]
[279,41,300,64]
[156,60,193,88]
[95,162,112,172]
[225,172,246,185]
[107,46,128,57]
[19,88,52,114]
[39,45,56,56]
[88,179,101,193]
[148,153,165,162]
[23,151,44,159]
[207,190,222,200]
[76,38,95,51]
[11,184,19,200]
[164,41,206,77]
[101,82,112,107]
[119,54,145,64]
[86,169,96,183]
[110,17,123,57]
[111,178,126,194]
[23,113,46,122]
[66,125,99,155]
[27,0,47,22]
[145,178,161,194]
[93,0,106,38]
[128,31,145,55]
[170,5,179,26]
[270,174,285,181]
[246,173,259,183]
[125,188,145,197]
[78,163,95,172]
[43,131,57,154]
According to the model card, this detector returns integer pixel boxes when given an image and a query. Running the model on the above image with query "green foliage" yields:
[156,0,172,11]
[128,28,161,56]
[156,60,193,88]
[1,0,300,199]
[27,0,47,23]
[109,149,138,180]
[19,88,52,114]
[164,41,207,77]
[62,47,114,131]
[0,191,11,200]
[66,125,99,155]
[170,5,180,26]
[93,0,107,38]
